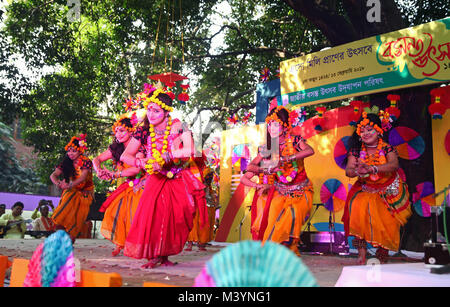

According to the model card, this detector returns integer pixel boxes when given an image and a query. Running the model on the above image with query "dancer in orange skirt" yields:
[50,134,94,243]
[93,116,146,256]
[342,111,412,264]
[245,106,314,256]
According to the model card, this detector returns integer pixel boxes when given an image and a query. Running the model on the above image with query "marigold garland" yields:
[144,116,173,175]
[275,134,299,183]
[359,138,387,180]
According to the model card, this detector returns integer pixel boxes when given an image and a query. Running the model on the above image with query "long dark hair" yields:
[266,107,290,150]
[61,154,76,182]
[109,117,134,163]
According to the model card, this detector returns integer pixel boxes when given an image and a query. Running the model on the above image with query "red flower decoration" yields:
[386,94,401,121]
[178,92,189,103]
[429,87,449,119]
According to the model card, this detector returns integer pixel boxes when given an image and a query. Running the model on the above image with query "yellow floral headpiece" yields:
[265,106,292,130]
[143,89,174,112]
[111,115,135,134]
[65,134,88,153]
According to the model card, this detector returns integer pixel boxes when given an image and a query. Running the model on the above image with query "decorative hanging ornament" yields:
[313,106,327,131]
[386,94,401,121]
[275,69,280,79]
[227,114,239,127]
[429,87,448,119]
[349,100,364,126]
[163,81,176,100]
[260,67,271,82]
[242,112,251,125]
[177,84,190,104]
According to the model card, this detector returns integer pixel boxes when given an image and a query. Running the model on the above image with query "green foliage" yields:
[1,0,448,187]
[0,121,47,193]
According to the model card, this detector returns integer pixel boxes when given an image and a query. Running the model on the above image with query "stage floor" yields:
[0,239,427,287]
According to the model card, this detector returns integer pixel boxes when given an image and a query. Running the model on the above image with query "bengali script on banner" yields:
[280,18,450,106]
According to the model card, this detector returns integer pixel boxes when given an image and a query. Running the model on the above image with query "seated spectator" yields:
[0,202,27,239]
[0,204,5,218]
[32,203,56,233]
[31,199,54,220]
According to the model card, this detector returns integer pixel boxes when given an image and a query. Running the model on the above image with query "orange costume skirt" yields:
[52,188,94,239]
[342,171,411,251]
[257,178,313,247]
[100,178,146,247]
[187,206,216,244]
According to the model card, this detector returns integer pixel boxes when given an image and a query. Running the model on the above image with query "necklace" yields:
[276,134,299,183]
[145,116,172,175]
[360,138,387,181]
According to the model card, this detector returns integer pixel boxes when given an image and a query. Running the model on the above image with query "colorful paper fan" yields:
[232,144,250,172]
[413,182,436,217]
[388,126,425,160]
[334,136,352,170]
[320,179,347,212]
[23,230,76,287]
[194,240,318,287]
[260,67,271,82]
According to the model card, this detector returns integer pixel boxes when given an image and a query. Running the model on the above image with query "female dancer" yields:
[93,116,145,256]
[50,134,94,243]
[120,89,207,268]
[244,106,314,256]
[343,111,411,264]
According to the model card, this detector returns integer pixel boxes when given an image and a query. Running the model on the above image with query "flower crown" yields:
[65,134,88,153]
[111,115,135,134]
[143,89,174,112]
[265,106,292,129]
[356,107,391,136]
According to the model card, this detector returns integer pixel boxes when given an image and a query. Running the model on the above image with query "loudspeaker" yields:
[299,231,349,254]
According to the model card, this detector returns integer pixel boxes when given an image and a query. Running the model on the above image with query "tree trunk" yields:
[283,0,408,45]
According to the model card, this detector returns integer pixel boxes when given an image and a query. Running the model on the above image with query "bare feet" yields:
[357,248,367,265]
[141,257,162,269]
[184,241,193,251]
[111,246,122,257]
[198,244,207,251]
[161,256,177,266]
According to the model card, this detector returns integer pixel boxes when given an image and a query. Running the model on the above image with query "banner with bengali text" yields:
[280,18,450,106]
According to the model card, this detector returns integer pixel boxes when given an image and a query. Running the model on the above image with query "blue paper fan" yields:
[200,240,318,287]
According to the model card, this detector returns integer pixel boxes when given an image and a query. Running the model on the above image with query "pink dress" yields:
[123,119,207,260]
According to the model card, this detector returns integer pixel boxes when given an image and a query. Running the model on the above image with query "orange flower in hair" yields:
[356,112,384,136]
[265,106,291,130]
[65,134,88,153]
[112,115,135,134]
